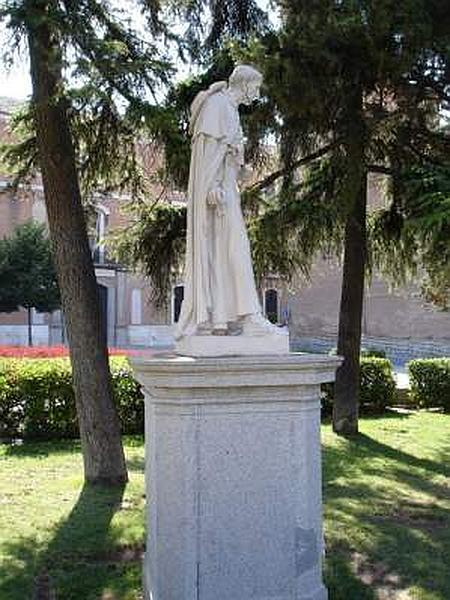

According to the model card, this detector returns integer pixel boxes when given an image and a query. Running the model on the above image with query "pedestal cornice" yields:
[130,352,342,392]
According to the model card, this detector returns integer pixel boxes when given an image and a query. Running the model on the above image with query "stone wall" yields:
[288,259,450,364]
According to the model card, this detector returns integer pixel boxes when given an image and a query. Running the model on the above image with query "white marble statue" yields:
[175,65,288,354]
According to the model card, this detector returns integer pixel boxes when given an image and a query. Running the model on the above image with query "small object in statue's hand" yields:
[207,187,226,216]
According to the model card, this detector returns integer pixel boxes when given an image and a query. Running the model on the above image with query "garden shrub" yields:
[111,364,144,435]
[0,356,144,440]
[359,357,396,410]
[21,359,77,439]
[321,356,396,415]
[408,358,450,412]
[320,383,334,416]
[0,362,24,439]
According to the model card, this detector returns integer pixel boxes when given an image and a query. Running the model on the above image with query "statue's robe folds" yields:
[175,83,261,339]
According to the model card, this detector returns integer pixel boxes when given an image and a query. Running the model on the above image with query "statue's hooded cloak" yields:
[175,81,260,339]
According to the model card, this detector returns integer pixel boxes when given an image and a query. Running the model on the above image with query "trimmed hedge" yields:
[359,357,396,410]
[112,364,144,435]
[0,357,144,440]
[408,358,450,412]
[0,354,405,439]
[321,357,396,414]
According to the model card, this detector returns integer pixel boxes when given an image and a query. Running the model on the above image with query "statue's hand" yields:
[229,144,245,167]
[238,165,253,185]
[207,187,222,207]
[207,187,226,216]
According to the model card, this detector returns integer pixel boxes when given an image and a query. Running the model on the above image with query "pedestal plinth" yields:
[131,353,341,600]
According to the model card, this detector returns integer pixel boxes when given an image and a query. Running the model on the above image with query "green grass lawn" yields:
[0,412,449,600]
[322,413,450,600]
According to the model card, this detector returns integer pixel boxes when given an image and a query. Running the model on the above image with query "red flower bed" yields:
[0,345,135,358]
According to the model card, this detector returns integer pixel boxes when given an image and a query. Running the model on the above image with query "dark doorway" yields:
[98,284,108,345]
[265,289,278,324]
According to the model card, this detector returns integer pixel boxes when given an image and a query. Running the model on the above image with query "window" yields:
[173,285,184,323]
[131,289,142,325]
[31,308,45,325]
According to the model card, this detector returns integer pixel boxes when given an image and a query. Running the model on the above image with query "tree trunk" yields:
[26,0,127,485]
[27,306,33,347]
[333,174,367,436]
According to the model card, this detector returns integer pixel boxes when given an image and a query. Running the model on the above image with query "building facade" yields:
[0,178,175,347]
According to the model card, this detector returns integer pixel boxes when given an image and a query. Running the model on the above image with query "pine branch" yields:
[367,165,393,176]
[248,142,338,194]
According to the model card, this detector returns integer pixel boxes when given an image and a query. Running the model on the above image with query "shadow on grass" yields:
[321,410,414,426]
[0,482,143,600]
[436,441,450,467]
[126,456,145,474]
[356,433,450,478]
[323,431,450,599]
[325,552,377,600]
[3,435,144,460]
[2,424,448,599]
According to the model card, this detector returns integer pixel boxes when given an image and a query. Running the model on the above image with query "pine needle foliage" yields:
[246,0,450,434]
[109,201,187,307]
[371,163,450,308]
[0,0,174,197]
[109,3,273,300]
[0,0,178,484]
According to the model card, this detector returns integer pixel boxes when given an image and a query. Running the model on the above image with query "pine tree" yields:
[0,0,272,480]
[113,1,450,438]
[253,0,450,435]
[0,0,171,484]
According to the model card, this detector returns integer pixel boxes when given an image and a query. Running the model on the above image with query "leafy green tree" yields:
[0,0,174,485]
[115,2,450,438]
[109,6,271,302]
[0,221,60,346]
[247,0,450,436]
[0,0,269,482]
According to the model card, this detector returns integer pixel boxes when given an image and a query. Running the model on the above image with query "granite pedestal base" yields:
[131,353,341,600]
[175,331,289,356]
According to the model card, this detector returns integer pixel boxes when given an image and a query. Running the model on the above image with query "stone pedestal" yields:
[131,353,341,600]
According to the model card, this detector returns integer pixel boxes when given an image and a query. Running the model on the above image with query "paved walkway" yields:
[394,369,410,389]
